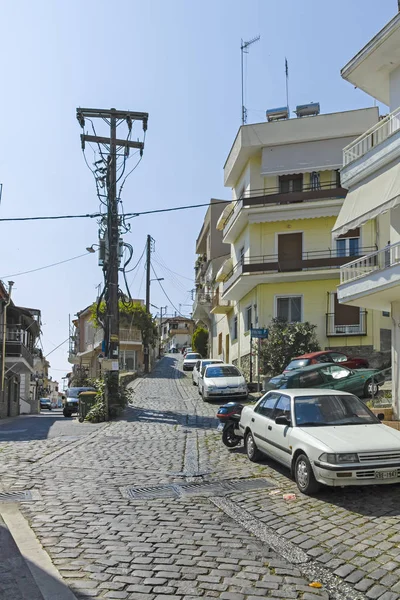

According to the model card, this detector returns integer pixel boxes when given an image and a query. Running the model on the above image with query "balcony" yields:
[326,311,367,337]
[192,292,211,321]
[211,291,231,314]
[341,106,400,188]
[223,182,347,242]
[195,259,208,283]
[119,328,142,344]
[4,326,34,371]
[338,242,400,311]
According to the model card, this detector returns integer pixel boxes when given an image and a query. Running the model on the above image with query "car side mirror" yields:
[377,413,385,422]
[275,415,291,426]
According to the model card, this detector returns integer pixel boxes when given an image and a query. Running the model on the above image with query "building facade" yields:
[333,13,400,415]
[160,317,194,351]
[192,199,230,355]
[213,107,388,378]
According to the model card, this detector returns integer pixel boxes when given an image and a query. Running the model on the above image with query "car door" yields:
[266,394,293,466]
[251,393,281,455]
[193,361,201,384]
[319,364,360,394]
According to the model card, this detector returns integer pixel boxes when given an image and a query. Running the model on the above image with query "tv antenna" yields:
[241,35,260,125]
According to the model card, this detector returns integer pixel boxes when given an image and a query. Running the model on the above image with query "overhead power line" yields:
[150,263,184,317]
[0,252,92,279]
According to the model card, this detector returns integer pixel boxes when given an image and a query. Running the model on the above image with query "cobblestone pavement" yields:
[1,355,400,599]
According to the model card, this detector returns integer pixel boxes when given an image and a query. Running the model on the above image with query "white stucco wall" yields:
[389,65,400,111]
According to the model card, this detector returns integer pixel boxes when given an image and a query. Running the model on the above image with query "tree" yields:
[90,300,158,347]
[259,318,320,375]
[192,327,208,357]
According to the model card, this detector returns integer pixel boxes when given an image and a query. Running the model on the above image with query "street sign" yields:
[250,328,269,339]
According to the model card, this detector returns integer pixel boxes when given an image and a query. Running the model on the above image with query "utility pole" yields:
[1,281,14,402]
[158,305,167,359]
[144,234,153,374]
[76,107,148,418]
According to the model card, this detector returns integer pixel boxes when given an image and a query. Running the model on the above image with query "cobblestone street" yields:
[1,355,400,599]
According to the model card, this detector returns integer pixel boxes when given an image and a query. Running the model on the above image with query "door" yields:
[319,364,360,394]
[251,393,280,454]
[278,233,303,272]
[225,334,229,364]
[266,394,293,466]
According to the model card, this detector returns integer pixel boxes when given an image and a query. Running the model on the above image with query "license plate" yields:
[375,470,398,480]
[217,423,224,432]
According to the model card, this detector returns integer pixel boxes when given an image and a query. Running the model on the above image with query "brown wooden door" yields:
[278,233,303,271]
[225,334,229,363]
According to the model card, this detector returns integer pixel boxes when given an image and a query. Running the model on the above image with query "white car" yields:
[239,389,400,495]
[192,359,224,387]
[201,364,248,401]
[183,352,202,371]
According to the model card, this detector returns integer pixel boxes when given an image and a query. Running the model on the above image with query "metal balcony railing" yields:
[326,311,367,337]
[224,181,347,230]
[211,292,230,310]
[343,106,400,166]
[223,247,376,290]
[3,326,34,368]
[119,328,142,343]
[194,292,211,305]
[340,241,400,285]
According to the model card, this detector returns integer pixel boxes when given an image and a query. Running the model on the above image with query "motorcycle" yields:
[216,402,244,448]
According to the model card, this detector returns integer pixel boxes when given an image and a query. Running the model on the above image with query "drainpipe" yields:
[1,281,14,397]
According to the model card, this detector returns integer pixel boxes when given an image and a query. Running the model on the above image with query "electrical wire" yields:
[125,242,146,273]
[150,263,184,317]
[152,257,194,282]
[44,338,70,357]
[0,252,92,278]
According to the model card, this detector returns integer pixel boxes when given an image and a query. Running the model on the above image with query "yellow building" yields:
[212,106,390,375]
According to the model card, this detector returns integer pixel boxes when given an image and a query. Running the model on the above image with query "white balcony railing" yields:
[340,241,400,285]
[343,106,400,167]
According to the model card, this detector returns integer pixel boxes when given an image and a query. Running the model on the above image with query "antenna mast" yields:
[241,35,260,125]
[285,57,290,115]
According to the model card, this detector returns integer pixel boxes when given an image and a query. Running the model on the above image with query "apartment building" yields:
[160,316,194,351]
[333,12,400,415]
[214,105,387,376]
[192,199,230,354]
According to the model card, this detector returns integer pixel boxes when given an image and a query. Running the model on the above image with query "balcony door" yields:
[333,294,361,334]
[278,232,303,272]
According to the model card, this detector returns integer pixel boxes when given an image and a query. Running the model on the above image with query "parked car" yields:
[284,351,369,373]
[265,363,384,398]
[63,386,96,417]
[39,398,52,411]
[239,389,400,494]
[192,359,224,386]
[201,364,248,401]
[183,352,202,371]
[183,347,192,357]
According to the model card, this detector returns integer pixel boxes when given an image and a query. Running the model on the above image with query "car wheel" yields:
[192,379,196,386]
[245,431,262,462]
[294,453,320,495]
[364,379,379,398]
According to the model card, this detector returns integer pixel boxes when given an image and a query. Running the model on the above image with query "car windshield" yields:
[286,359,309,370]
[186,353,201,360]
[265,375,288,389]
[294,394,380,427]
[201,360,222,368]
[205,366,240,378]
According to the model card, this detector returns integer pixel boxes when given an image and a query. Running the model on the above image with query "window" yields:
[320,365,351,381]
[218,333,222,355]
[310,171,320,190]
[255,394,280,417]
[383,311,390,317]
[298,371,325,387]
[336,228,360,258]
[233,316,238,340]
[205,365,241,378]
[272,395,291,419]
[239,246,245,265]
[329,352,348,363]
[276,296,302,322]
[245,306,252,332]
[279,174,303,193]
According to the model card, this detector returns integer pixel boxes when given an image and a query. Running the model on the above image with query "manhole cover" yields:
[0,491,33,502]
[123,478,274,500]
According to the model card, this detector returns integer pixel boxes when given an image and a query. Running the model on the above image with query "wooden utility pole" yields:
[76,107,148,417]
[144,234,152,374]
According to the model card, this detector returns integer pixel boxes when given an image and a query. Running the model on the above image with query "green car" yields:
[265,363,385,398]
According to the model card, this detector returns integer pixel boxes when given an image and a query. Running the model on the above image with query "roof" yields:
[267,388,354,397]
[292,351,332,359]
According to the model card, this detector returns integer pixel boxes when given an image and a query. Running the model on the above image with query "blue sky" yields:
[0,0,395,381]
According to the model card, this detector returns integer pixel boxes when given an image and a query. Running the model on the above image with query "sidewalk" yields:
[0,513,43,600]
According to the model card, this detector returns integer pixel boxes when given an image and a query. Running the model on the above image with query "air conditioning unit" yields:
[295,102,320,118]
[266,106,289,122]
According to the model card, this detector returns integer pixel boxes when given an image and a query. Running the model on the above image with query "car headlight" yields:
[319,453,359,464]
[206,385,216,391]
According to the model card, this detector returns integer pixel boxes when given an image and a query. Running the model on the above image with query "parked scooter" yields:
[216,402,244,448]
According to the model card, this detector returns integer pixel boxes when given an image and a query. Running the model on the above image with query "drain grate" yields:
[123,478,274,500]
[0,491,33,502]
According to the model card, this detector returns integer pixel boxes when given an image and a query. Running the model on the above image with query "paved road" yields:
[1,355,400,599]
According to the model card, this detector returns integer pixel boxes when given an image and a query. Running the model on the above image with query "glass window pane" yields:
[349,238,359,256]
[336,239,346,257]
[277,298,289,320]
[291,297,302,322]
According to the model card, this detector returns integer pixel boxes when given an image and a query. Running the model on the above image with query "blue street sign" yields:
[250,328,269,339]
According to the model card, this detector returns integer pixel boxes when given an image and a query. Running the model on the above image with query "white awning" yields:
[215,257,233,282]
[261,136,355,176]
[216,202,235,230]
[332,160,400,238]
